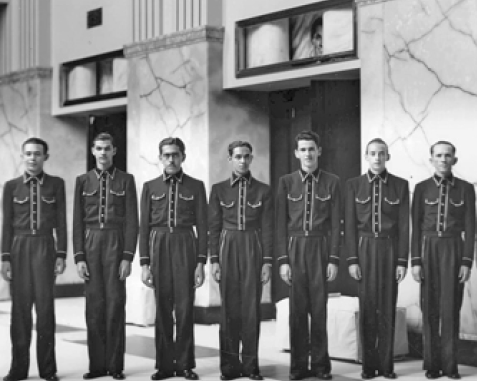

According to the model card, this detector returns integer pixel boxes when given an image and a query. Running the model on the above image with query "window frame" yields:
[235,0,357,78]
[61,49,127,107]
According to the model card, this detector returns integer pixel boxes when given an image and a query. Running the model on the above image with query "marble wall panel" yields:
[127,39,211,314]
[127,42,209,192]
[360,0,477,339]
[0,72,88,299]
[126,31,271,318]
[0,78,38,300]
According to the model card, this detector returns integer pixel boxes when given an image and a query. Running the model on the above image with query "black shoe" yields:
[289,373,308,381]
[247,374,263,381]
[175,371,198,380]
[111,373,125,380]
[151,371,175,381]
[84,372,108,380]
[316,373,332,381]
[446,374,460,380]
[361,372,375,380]
[220,375,241,381]
[4,375,27,381]
[43,375,59,381]
[425,371,441,380]
[383,373,397,379]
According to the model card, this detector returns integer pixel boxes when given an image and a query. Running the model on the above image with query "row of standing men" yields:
[1,131,475,381]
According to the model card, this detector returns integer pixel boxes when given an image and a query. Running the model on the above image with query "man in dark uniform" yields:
[1,137,66,381]
[73,133,139,380]
[209,141,273,381]
[411,141,475,380]
[139,137,207,381]
[345,138,409,380]
[276,130,340,381]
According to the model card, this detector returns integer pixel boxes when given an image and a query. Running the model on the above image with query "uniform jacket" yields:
[345,170,410,267]
[276,169,341,266]
[1,173,67,262]
[208,174,273,265]
[73,167,139,263]
[139,171,208,266]
[411,174,476,267]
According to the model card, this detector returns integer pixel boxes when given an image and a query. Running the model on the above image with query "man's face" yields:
[430,143,455,176]
[229,146,253,176]
[295,140,321,171]
[365,142,388,174]
[22,143,48,175]
[92,139,116,168]
[160,144,184,175]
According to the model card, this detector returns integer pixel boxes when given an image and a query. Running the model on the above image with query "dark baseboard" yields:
[54,283,85,298]
[407,331,477,366]
[194,303,276,325]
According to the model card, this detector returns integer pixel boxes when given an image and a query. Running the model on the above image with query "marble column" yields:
[0,68,88,300]
[125,26,270,325]
[358,0,477,340]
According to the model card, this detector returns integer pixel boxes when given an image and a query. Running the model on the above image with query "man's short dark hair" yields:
[228,141,253,157]
[366,138,389,154]
[430,141,456,155]
[159,137,186,155]
[295,130,321,150]
[22,137,49,155]
[310,17,323,39]
[92,132,115,147]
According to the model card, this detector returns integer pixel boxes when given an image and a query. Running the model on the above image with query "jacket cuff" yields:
[1,253,11,262]
[397,258,408,267]
[122,251,134,262]
[347,257,359,266]
[197,254,207,264]
[74,251,86,264]
[411,257,422,267]
[139,256,150,266]
[277,255,289,266]
[56,250,67,259]
[263,256,273,265]
[462,257,473,268]
[329,255,340,266]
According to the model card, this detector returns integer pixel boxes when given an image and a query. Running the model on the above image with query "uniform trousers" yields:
[357,235,397,374]
[219,229,262,377]
[84,228,126,374]
[288,234,330,376]
[9,233,57,379]
[421,234,464,375]
[150,228,197,372]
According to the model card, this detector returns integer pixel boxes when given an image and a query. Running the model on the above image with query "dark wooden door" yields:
[311,80,361,296]
[88,112,127,172]
[270,80,361,300]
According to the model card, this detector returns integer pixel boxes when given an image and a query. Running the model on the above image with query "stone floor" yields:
[0,298,476,381]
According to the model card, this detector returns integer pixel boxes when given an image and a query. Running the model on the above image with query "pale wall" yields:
[124,27,270,324]
[359,0,477,340]
[0,69,88,300]
[51,0,133,64]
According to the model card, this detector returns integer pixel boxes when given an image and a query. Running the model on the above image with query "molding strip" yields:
[0,66,52,85]
[124,25,224,58]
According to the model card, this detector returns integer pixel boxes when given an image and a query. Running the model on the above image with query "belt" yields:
[14,228,52,236]
[152,226,193,233]
[289,230,327,237]
[359,231,395,238]
[423,231,462,238]
[86,223,122,230]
